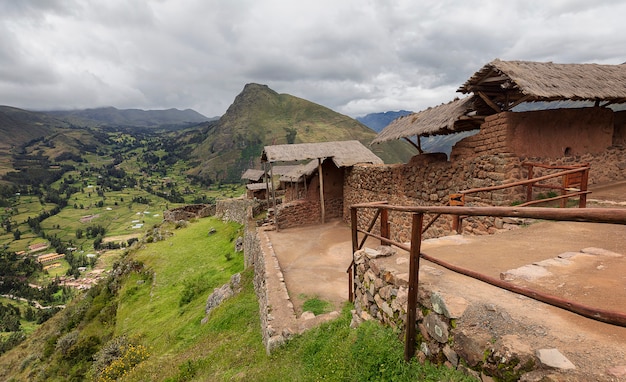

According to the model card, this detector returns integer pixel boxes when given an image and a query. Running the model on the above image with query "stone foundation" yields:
[351,247,539,381]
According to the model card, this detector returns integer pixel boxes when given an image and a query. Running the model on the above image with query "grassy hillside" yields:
[0,216,474,382]
[189,84,415,183]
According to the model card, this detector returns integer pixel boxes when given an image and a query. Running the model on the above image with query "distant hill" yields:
[0,106,70,149]
[358,109,478,158]
[44,106,211,130]
[188,83,415,183]
[356,110,413,133]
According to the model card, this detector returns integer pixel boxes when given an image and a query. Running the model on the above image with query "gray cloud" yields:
[1,0,625,118]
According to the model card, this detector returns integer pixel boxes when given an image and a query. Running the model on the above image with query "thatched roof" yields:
[246,183,268,191]
[372,97,480,144]
[458,59,626,112]
[272,165,300,176]
[241,169,265,182]
[262,140,383,167]
[279,160,319,182]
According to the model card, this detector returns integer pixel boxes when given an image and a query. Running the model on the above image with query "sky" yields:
[1,0,625,119]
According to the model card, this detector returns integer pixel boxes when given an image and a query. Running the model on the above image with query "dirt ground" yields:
[264,181,626,380]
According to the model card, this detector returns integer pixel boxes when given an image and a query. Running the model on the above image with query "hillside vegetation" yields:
[0,216,474,382]
[189,83,415,182]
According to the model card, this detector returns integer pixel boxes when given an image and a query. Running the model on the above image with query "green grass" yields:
[300,294,332,316]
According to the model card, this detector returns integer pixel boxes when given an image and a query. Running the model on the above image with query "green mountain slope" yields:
[189,83,415,183]
[0,106,69,149]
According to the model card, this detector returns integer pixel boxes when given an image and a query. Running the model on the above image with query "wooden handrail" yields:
[350,203,626,361]
[459,167,589,195]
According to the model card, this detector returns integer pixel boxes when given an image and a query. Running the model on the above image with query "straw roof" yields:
[262,140,383,167]
[372,97,479,144]
[279,160,319,182]
[272,165,301,176]
[246,183,268,191]
[458,59,626,111]
[241,169,265,181]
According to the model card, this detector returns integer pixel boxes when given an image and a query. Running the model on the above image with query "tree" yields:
[13,229,20,240]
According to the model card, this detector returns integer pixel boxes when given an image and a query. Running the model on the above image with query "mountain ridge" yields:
[43,106,211,129]
[189,83,415,183]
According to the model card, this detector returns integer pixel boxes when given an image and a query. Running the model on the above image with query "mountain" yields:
[356,110,413,133]
[43,106,211,130]
[0,106,70,149]
[188,84,415,183]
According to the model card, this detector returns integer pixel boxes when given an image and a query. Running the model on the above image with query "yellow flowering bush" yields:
[96,343,149,382]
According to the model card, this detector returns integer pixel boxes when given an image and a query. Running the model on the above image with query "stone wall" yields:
[351,247,537,380]
[215,198,257,225]
[163,204,215,222]
[344,151,522,242]
[276,199,321,229]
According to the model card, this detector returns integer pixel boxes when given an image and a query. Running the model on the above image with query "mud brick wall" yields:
[276,199,321,229]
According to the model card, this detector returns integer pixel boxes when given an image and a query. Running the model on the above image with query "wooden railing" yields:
[349,203,626,361]
[450,163,590,232]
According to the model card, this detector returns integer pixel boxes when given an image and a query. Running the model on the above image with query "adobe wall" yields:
[277,160,344,229]
[613,110,626,146]
[505,108,614,157]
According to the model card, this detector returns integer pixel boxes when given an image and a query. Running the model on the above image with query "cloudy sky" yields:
[1,0,624,118]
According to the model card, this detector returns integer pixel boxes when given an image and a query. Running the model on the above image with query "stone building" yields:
[346,59,626,242]
[261,140,383,229]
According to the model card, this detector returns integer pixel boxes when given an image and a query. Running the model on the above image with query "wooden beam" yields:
[508,94,532,110]
[403,136,423,154]
[318,158,325,224]
[477,91,502,113]
[477,75,508,84]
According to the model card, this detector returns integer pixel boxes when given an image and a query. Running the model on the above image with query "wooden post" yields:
[526,164,534,203]
[349,207,358,303]
[405,213,424,361]
[580,167,589,208]
[380,208,389,246]
[318,158,325,224]
[270,162,278,231]
[561,172,567,208]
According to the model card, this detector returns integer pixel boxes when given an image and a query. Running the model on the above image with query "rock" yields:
[500,264,552,281]
[375,245,396,257]
[301,311,316,320]
[235,236,244,252]
[443,344,459,367]
[208,227,216,235]
[424,313,449,343]
[607,365,626,377]
[431,291,469,319]
[581,247,623,257]
[535,348,576,370]
[454,329,491,367]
